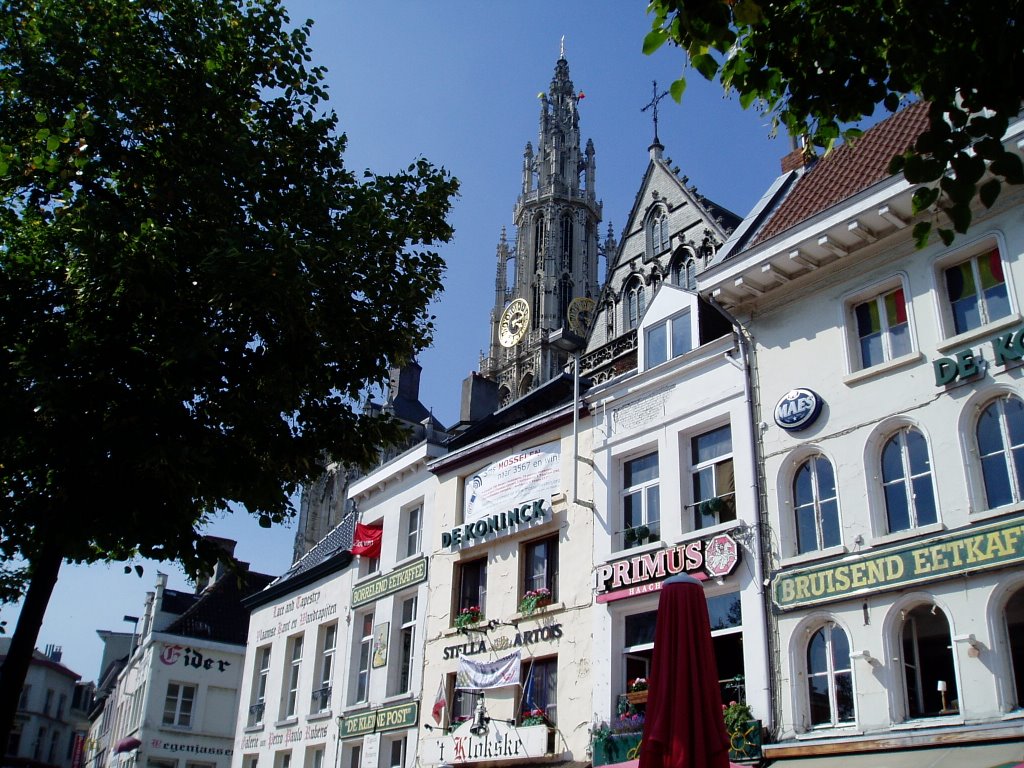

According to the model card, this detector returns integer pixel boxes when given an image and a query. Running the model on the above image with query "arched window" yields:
[806,622,854,728]
[976,394,1024,509]
[624,278,646,330]
[670,251,697,289]
[900,604,958,718]
[1006,588,1024,708]
[794,456,841,554]
[881,427,937,533]
[518,373,534,398]
[646,208,670,258]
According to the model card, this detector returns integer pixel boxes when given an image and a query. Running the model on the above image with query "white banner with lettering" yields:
[455,650,521,690]
[464,442,560,524]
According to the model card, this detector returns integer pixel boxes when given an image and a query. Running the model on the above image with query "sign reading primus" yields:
[351,557,427,608]
[441,499,547,550]
[774,516,1024,610]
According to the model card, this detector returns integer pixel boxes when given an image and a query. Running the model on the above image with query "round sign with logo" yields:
[774,388,823,431]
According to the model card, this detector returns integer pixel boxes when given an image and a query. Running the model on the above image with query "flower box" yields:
[625,690,648,705]
[591,732,643,767]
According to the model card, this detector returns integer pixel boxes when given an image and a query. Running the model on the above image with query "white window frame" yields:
[162,682,196,728]
[792,455,842,555]
[804,621,855,729]
[975,394,1024,511]
[619,450,660,550]
[351,612,374,705]
[393,595,417,696]
[846,278,913,371]
[690,424,736,530]
[644,310,692,369]
[936,239,1014,340]
[386,736,406,768]
[313,624,337,714]
[879,425,937,534]
[248,646,271,727]
[282,634,303,720]
[402,504,422,560]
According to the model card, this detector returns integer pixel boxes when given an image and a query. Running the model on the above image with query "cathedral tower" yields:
[480,50,605,405]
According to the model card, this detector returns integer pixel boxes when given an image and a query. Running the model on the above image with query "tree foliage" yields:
[0,0,456,735]
[646,0,1024,246]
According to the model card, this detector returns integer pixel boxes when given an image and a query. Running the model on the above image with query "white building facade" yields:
[703,104,1024,765]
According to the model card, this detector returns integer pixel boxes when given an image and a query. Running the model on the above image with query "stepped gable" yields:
[752,101,930,245]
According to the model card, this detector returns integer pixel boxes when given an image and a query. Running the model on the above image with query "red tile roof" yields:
[752,101,930,245]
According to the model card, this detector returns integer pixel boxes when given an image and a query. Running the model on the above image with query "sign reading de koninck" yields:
[441,498,548,550]
[774,516,1024,610]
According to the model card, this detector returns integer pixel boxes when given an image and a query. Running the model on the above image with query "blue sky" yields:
[2,1,787,683]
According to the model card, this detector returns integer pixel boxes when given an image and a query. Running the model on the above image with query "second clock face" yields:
[567,297,595,335]
[498,298,530,347]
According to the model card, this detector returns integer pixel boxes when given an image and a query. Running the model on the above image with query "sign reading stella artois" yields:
[421,720,550,765]
[594,531,741,602]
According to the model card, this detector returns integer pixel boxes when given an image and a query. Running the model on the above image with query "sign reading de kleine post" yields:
[774,516,1024,610]
[421,719,550,765]
[339,702,419,739]
[351,557,428,608]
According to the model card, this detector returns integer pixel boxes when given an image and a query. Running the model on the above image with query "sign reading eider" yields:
[774,388,823,431]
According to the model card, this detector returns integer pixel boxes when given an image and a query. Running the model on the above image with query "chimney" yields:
[44,644,62,663]
[388,361,422,405]
[461,372,498,423]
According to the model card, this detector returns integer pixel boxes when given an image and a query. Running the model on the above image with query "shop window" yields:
[351,612,374,705]
[623,611,657,695]
[851,284,911,369]
[454,557,487,621]
[708,592,745,704]
[900,604,959,718]
[162,682,196,727]
[976,394,1024,510]
[621,452,660,549]
[248,646,271,727]
[942,245,1010,335]
[692,425,736,529]
[645,311,692,369]
[1005,588,1024,708]
[282,634,303,719]
[522,535,559,603]
[312,624,336,713]
[881,427,937,533]
[520,657,558,725]
[793,455,841,554]
[806,622,854,728]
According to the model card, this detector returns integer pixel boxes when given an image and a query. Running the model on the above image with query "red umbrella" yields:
[638,573,732,768]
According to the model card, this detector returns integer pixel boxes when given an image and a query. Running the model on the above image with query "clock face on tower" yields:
[498,298,530,347]
[567,297,595,335]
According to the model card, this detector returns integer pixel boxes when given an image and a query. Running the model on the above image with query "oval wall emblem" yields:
[774,388,823,431]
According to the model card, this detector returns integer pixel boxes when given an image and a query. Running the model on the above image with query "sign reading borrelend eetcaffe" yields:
[351,557,428,608]
[774,516,1024,610]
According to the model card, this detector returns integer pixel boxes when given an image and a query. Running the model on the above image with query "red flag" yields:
[351,523,383,558]
[432,678,447,724]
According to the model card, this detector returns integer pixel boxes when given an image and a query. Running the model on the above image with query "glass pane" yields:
[796,503,817,554]
[671,313,692,357]
[890,322,911,358]
[807,630,828,674]
[820,499,841,549]
[835,672,855,722]
[707,593,741,630]
[646,324,668,368]
[830,627,851,670]
[911,475,937,526]
[693,426,732,464]
[860,333,883,368]
[855,301,880,337]
[646,486,661,528]
[625,611,658,647]
[808,676,831,726]
[794,463,814,507]
[885,288,907,326]
[626,453,659,486]
[816,457,837,498]
[716,459,737,522]
[881,438,905,482]
[981,453,1012,508]
[623,491,640,529]
[977,404,1005,456]
[885,482,910,532]
[906,430,931,475]
[1007,397,1024,446]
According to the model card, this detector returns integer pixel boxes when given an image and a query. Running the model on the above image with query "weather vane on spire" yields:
[641,80,669,145]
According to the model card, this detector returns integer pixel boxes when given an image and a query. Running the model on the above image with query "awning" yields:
[114,737,141,754]
[767,740,1024,767]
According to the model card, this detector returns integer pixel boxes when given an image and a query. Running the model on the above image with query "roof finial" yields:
[641,80,669,147]
[560,35,565,59]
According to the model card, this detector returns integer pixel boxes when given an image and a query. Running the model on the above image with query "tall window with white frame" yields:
[622,610,656,697]
[403,504,422,560]
[806,622,854,728]
[852,285,910,369]
[387,737,406,768]
[881,426,937,533]
[312,624,336,714]
[248,646,271,727]
[455,558,487,621]
[943,246,1010,335]
[520,657,558,726]
[394,596,417,695]
[352,613,374,704]
[793,456,841,554]
[282,635,303,720]
[901,604,958,718]
[976,394,1024,510]
[162,682,195,728]
[621,452,660,549]
[692,425,736,529]
[708,592,744,704]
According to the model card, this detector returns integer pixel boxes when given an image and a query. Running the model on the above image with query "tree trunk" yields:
[0,543,64,752]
